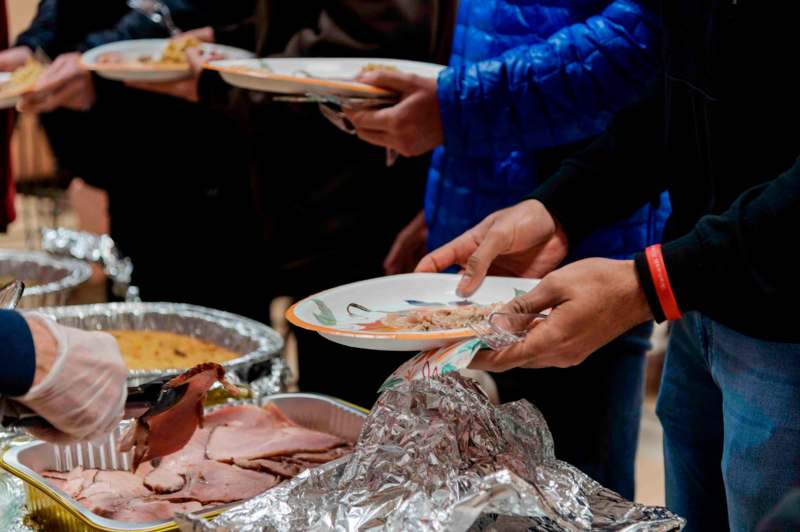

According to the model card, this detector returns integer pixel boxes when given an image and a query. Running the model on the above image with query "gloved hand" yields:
[15,313,128,443]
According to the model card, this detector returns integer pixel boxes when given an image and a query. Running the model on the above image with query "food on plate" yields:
[95,36,205,68]
[0,59,44,97]
[359,63,399,74]
[40,402,353,522]
[379,302,503,331]
[153,35,201,64]
[119,362,240,467]
[110,330,240,370]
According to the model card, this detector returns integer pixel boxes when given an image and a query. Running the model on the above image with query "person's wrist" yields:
[24,316,59,387]
[623,260,654,324]
[521,199,558,238]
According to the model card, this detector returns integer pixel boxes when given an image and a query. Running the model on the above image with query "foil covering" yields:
[36,302,287,389]
[40,227,137,301]
[177,375,684,532]
[0,250,92,309]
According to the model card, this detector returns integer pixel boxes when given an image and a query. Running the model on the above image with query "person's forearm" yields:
[634,159,800,327]
[0,310,36,396]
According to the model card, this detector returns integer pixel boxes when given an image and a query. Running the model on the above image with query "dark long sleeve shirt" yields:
[529,1,800,341]
[0,310,35,397]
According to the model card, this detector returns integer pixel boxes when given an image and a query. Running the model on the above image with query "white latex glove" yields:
[16,313,128,443]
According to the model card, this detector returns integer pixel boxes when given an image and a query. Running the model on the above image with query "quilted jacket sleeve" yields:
[437,0,659,157]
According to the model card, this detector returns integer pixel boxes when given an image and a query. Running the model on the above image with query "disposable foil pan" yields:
[0,250,92,309]
[0,394,367,532]
[34,302,286,388]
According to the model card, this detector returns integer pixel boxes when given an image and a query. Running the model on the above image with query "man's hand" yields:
[17,53,96,113]
[416,199,569,296]
[124,47,206,102]
[471,258,653,371]
[0,46,32,72]
[384,210,428,275]
[344,71,442,157]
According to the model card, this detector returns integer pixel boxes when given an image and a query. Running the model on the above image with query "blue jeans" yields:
[492,322,651,500]
[657,313,800,531]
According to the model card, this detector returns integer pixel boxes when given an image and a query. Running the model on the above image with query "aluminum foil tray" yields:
[0,250,92,309]
[35,302,286,389]
[0,394,367,532]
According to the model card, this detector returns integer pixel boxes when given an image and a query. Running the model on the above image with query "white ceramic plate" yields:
[82,39,255,82]
[205,57,445,98]
[286,273,538,352]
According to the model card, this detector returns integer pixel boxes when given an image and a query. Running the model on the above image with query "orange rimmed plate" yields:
[286,273,538,352]
[205,57,445,98]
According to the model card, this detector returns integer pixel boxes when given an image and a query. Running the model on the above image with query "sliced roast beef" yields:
[206,425,347,462]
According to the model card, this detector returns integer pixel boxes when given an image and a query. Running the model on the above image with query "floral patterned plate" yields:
[286,273,538,352]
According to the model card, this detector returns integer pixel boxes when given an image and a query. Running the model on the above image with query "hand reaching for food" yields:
[344,70,443,157]
[416,199,569,297]
[14,313,128,443]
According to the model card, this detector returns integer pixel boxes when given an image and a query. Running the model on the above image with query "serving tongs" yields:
[0,375,247,432]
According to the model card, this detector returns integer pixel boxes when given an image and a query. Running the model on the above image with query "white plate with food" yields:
[0,60,45,109]
[286,273,538,352]
[205,57,445,98]
[82,37,255,82]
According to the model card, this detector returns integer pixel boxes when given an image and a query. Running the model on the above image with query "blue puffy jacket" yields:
[426,0,670,261]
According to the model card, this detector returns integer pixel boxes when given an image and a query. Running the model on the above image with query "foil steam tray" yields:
[0,393,367,532]
[34,302,286,389]
[0,250,92,309]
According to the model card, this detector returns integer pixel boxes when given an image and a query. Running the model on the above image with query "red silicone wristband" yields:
[644,244,682,321]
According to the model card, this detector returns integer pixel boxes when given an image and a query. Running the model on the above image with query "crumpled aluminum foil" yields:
[0,249,92,309]
[40,227,137,301]
[176,374,684,532]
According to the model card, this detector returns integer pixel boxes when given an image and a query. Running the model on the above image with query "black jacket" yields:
[15,0,254,55]
[530,0,800,341]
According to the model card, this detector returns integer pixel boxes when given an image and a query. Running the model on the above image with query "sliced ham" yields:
[120,363,239,468]
[292,446,353,463]
[37,401,350,523]
[76,471,151,517]
[41,467,99,498]
[143,427,212,493]
[206,425,347,462]
[156,461,278,504]
[233,457,304,478]
[203,403,294,430]
[110,499,203,522]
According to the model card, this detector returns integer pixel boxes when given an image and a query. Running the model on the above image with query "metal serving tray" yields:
[0,394,367,532]
[0,250,92,309]
[36,302,286,389]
